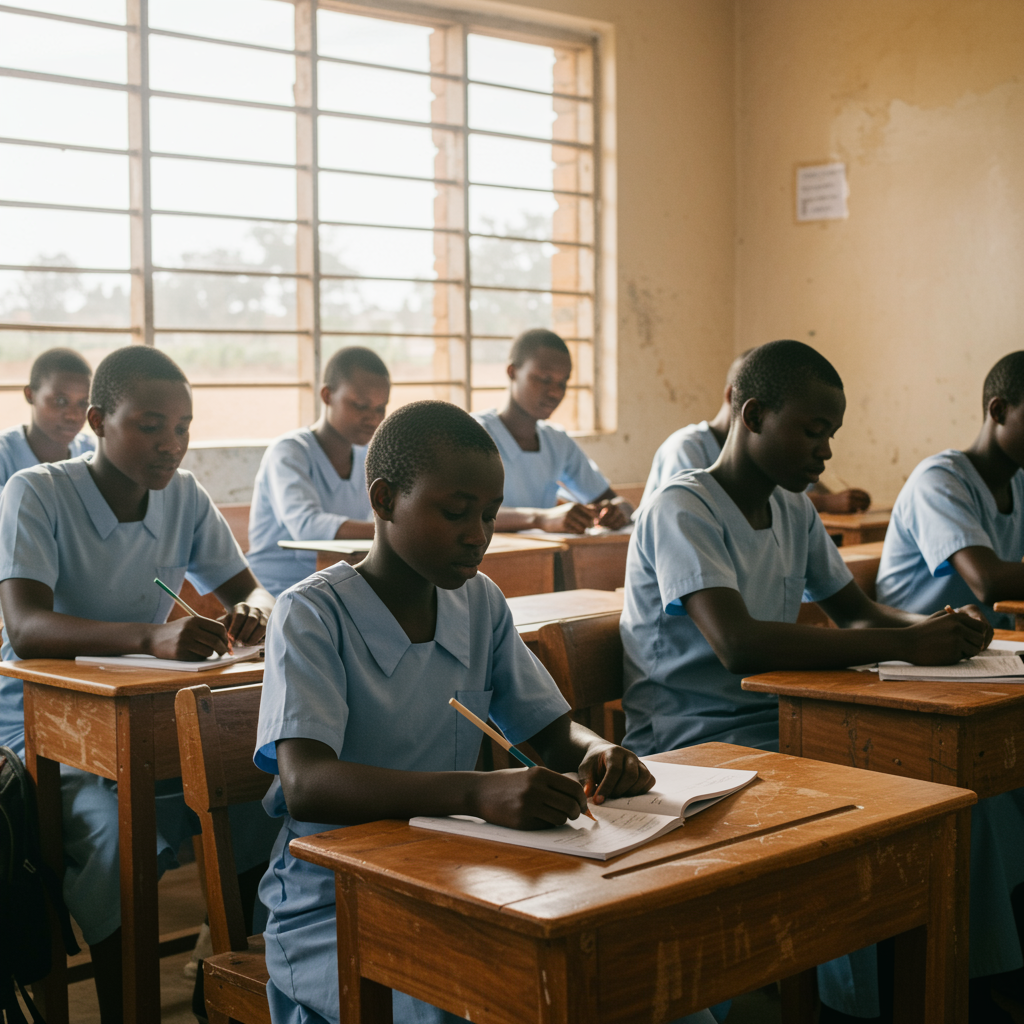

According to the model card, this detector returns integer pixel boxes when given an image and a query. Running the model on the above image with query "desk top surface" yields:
[838,540,885,563]
[993,599,1024,614]
[500,527,632,547]
[289,742,973,939]
[1,657,265,697]
[741,629,1024,714]
[507,589,623,634]
[280,534,567,555]
[817,508,892,530]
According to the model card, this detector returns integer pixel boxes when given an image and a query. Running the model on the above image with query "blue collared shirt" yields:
[472,409,608,509]
[0,424,94,493]
[621,469,853,755]
[640,420,722,507]
[246,428,372,597]
[0,454,247,754]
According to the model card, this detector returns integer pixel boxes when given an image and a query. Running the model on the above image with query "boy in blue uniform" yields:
[472,328,632,533]
[876,350,1024,1020]
[642,348,871,514]
[0,347,94,491]
[248,346,390,596]
[621,340,991,1020]
[0,346,279,1023]
[254,401,721,1024]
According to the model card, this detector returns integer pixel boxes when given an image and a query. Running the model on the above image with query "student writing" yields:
[641,346,872,514]
[472,328,632,533]
[0,347,95,492]
[874,350,1024,1019]
[0,346,279,1024]
[252,401,724,1024]
[247,346,390,596]
[620,340,990,1020]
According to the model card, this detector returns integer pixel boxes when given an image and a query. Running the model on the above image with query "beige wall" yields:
[736,0,1024,504]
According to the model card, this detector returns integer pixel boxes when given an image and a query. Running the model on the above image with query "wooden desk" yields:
[279,535,569,598]
[3,659,266,1024]
[993,599,1024,631]
[291,743,973,1024]
[503,528,632,591]
[816,508,891,546]
[507,588,624,651]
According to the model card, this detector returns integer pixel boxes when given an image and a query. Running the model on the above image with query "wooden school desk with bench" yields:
[3,657,266,1024]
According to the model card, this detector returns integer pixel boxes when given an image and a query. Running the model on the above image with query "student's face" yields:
[994,400,1024,468]
[381,449,504,590]
[89,379,193,491]
[746,380,846,492]
[24,372,91,446]
[323,370,391,446]
[508,349,572,421]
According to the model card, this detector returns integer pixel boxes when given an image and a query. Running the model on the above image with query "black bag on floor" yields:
[0,746,79,1024]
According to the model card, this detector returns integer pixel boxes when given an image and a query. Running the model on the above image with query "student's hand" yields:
[902,607,990,665]
[578,746,655,804]
[953,604,994,649]
[594,498,632,531]
[149,616,231,661]
[220,603,270,645]
[815,489,871,513]
[534,502,596,534]
[472,766,587,829]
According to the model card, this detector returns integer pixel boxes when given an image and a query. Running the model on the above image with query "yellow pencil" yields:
[154,577,233,654]
[447,698,597,821]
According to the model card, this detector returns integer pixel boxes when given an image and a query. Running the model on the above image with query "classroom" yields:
[1,1,1022,1023]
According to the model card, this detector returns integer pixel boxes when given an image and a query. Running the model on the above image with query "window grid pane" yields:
[0,1,598,438]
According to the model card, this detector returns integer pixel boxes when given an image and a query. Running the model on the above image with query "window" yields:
[0,0,601,440]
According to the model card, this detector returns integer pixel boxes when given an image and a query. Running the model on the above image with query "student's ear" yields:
[723,383,733,404]
[367,477,397,521]
[86,405,106,438]
[505,362,517,384]
[22,384,34,406]
[987,395,1008,426]
[739,398,764,434]
[320,383,335,408]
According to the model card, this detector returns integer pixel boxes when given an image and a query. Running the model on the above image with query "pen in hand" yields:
[154,576,233,655]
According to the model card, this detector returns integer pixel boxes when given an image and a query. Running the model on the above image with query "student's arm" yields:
[808,486,871,513]
[590,487,634,530]
[949,546,1024,606]
[493,503,597,534]
[0,578,232,661]
[211,567,274,645]
[683,585,991,675]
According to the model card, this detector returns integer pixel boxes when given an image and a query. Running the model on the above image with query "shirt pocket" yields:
[156,565,189,622]
[783,575,808,623]
[454,689,494,771]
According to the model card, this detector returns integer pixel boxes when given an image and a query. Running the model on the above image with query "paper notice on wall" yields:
[797,163,849,221]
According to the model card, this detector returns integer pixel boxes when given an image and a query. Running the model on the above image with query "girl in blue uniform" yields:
[254,400,722,1024]
[0,346,279,1024]
[247,346,390,596]
[621,341,993,1021]
[472,328,632,533]
[0,347,95,491]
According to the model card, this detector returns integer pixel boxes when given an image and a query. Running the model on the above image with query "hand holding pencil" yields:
[151,577,235,661]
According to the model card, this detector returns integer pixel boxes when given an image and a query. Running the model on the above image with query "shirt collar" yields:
[328,564,473,676]
[65,455,165,540]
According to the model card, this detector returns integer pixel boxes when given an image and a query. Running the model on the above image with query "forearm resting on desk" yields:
[950,546,1024,606]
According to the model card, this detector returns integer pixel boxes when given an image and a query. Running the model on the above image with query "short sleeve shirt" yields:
[0,425,94,492]
[0,456,248,754]
[875,450,1024,627]
[472,409,609,508]
[640,421,722,507]
[246,428,372,597]
[620,470,853,755]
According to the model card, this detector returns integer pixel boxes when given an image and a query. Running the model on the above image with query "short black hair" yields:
[90,345,189,414]
[366,400,499,495]
[29,347,92,390]
[731,340,843,416]
[982,352,1024,413]
[323,346,389,392]
[509,328,570,368]
[725,347,757,388]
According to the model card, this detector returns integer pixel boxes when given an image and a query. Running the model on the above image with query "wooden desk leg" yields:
[24,694,70,1024]
[336,876,392,1024]
[1015,614,1024,632]
[116,696,160,1024]
[779,968,817,1024]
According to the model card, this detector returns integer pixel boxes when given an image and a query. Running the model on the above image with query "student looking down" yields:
[472,328,632,534]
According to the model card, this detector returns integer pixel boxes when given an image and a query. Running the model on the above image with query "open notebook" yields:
[853,640,1024,683]
[410,759,758,861]
[75,645,263,672]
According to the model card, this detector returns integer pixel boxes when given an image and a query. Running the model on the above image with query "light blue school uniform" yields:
[0,455,280,945]
[874,448,1024,989]
[247,428,372,597]
[876,449,1024,628]
[621,469,852,755]
[640,421,722,507]
[0,423,94,491]
[471,409,608,508]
